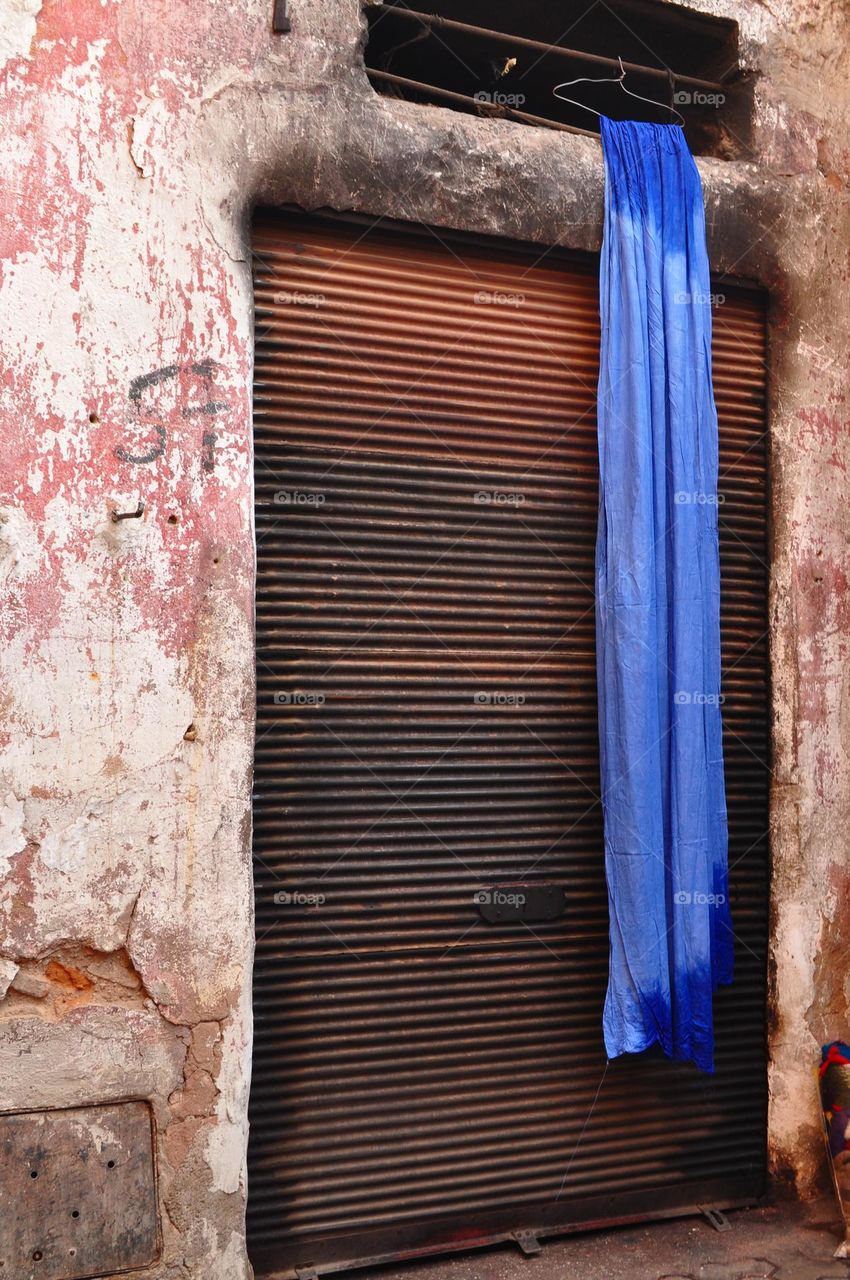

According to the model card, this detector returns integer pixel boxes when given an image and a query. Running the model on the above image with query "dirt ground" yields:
[357,1199,850,1280]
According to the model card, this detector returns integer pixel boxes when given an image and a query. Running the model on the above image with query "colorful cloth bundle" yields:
[820,1041,850,1256]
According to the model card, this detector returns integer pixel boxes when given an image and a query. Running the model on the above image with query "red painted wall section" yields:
[0,6,262,1268]
[0,0,259,656]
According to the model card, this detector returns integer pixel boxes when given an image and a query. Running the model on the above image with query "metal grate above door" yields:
[248,212,769,1278]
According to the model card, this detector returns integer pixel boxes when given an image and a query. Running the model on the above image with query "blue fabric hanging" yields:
[596,117,733,1074]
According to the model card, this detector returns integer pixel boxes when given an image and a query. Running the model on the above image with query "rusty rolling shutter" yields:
[248,213,769,1277]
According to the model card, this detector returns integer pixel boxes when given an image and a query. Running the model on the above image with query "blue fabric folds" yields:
[596,117,733,1074]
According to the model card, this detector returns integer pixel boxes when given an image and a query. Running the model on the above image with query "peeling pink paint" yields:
[797,407,850,472]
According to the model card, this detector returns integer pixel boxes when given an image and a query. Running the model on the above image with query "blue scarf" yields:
[596,117,733,1073]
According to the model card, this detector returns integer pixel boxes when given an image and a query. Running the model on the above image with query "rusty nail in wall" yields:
[272,0,291,33]
[110,501,145,523]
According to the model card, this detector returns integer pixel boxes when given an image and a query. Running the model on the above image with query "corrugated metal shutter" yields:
[248,213,769,1278]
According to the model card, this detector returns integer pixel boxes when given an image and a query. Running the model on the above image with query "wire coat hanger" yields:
[553,56,685,126]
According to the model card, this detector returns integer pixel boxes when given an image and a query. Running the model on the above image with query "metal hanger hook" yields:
[553,54,685,127]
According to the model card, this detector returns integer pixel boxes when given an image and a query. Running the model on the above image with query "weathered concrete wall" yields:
[0,0,848,1274]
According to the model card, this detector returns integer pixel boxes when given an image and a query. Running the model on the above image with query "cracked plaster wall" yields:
[0,0,848,1275]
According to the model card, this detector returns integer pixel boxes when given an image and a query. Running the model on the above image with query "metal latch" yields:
[476,882,566,924]
[700,1206,732,1232]
[512,1229,543,1255]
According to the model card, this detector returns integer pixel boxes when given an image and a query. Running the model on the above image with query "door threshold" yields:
[256,1197,761,1280]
